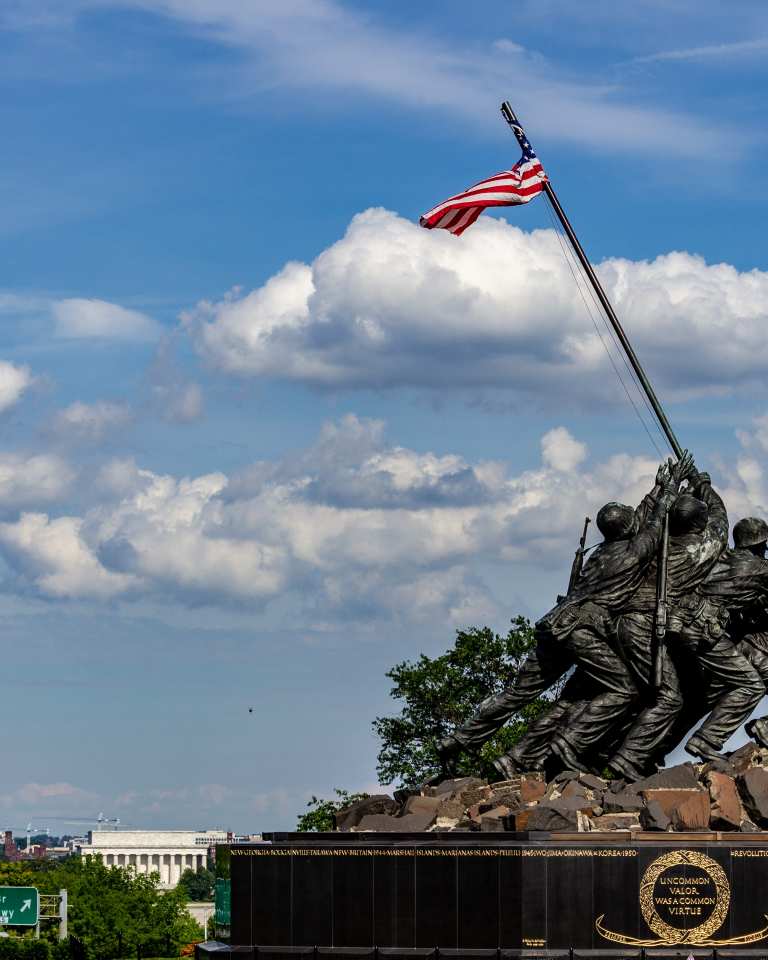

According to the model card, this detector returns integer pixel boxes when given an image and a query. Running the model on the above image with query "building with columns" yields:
[78,830,229,888]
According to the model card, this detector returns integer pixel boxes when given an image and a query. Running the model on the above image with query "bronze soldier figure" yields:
[606,467,729,778]
[497,459,695,777]
[651,516,766,763]
[728,518,768,746]
[436,458,685,773]
[492,670,596,775]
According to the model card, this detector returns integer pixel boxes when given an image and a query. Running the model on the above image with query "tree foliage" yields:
[0,856,201,956]
[177,867,215,902]
[372,617,555,785]
[296,789,369,831]
[0,941,53,960]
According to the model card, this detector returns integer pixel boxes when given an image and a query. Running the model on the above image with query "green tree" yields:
[0,942,51,959]
[372,617,556,785]
[177,867,215,902]
[0,856,202,956]
[151,885,204,951]
[296,789,369,831]
[0,861,40,888]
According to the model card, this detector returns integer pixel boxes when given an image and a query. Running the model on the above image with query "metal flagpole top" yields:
[499,101,683,460]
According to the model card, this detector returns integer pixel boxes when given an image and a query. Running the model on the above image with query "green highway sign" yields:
[0,887,39,926]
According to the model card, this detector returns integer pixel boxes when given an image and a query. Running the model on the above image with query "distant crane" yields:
[95,813,120,830]
[25,814,123,834]
[25,824,49,850]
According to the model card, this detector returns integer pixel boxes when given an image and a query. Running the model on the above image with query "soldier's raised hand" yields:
[671,449,695,487]
[656,460,674,491]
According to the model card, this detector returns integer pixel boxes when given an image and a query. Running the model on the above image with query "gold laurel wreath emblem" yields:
[640,850,728,943]
[596,849,768,947]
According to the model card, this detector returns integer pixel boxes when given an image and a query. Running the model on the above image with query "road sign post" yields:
[0,887,40,927]
[59,889,67,940]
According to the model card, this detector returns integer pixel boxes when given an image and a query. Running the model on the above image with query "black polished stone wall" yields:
[222,834,768,954]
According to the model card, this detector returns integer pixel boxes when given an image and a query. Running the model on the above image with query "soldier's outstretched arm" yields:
[691,469,728,548]
[633,462,667,527]
[631,468,678,562]
[634,451,694,526]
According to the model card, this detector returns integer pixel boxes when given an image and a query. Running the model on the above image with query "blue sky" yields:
[2,0,768,833]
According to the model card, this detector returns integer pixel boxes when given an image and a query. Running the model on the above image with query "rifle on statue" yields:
[568,516,591,593]
[653,514,670,688]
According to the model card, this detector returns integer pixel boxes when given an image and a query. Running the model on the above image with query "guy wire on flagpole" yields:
[500,101,683,462]
[543,200,669,457]
[540,191,669,451]
[543,203,666,459]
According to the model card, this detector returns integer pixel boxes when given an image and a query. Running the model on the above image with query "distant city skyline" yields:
[1,0,768,831]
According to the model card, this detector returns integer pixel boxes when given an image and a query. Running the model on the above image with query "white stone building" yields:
[78,830,229,888]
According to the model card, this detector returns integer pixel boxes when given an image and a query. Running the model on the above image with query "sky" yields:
[2,0,768,834]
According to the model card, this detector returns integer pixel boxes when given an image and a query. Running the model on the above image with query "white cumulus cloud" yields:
[0,781,97,810]
[0,415,664,625]
[51,400,133,444]
[0,452,74,509]
[541,426,588,473]
[0,360,33,413]
[52,298,160,341]
[187,209,768,406]
[717,411,768,525]
[0,513,139,599]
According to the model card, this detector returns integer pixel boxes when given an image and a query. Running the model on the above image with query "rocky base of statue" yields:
[336,741,768,834]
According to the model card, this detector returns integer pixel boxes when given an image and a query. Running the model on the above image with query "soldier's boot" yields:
[685,732,723,763]
[606,752,645,782]
[745,717,768,749]
[435,734,463,775]
[551,735,590,773]
[492,753,525,780]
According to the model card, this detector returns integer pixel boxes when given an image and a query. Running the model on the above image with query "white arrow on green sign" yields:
[0,887,39,926]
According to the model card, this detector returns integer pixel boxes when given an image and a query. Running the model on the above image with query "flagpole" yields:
[500,101,683,461]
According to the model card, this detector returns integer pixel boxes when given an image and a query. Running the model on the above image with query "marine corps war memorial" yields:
[199,103,768,960]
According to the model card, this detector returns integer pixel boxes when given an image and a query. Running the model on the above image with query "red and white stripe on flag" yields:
[420,156,547,236]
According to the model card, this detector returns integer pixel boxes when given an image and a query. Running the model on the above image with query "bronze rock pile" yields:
[335,743,768,834]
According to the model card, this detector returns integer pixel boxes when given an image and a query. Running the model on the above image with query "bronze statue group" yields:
[437,453,768,781]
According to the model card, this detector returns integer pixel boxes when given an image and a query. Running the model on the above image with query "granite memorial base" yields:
[198,832,768,960]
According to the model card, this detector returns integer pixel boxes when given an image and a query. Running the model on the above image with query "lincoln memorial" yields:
[78,829,229,888]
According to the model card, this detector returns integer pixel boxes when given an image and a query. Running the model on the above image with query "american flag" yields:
[420,138,547,236]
